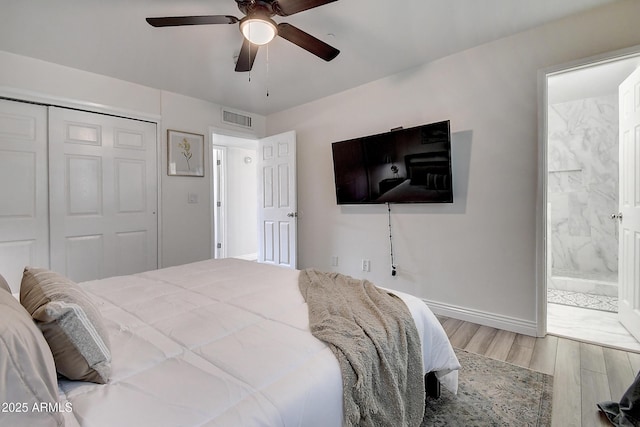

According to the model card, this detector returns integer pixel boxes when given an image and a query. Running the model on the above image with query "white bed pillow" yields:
[0,277,64,426]
[20,267,112,384]
[0,272,10,293]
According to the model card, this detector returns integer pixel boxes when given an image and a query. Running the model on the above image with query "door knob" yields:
[287,212,298,218]
[610,212,623,221]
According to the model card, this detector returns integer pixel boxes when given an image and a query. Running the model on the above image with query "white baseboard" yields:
[233,253,258,261]
[423,298,539,337]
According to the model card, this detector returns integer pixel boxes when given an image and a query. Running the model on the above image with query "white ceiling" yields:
[0,0,620,116]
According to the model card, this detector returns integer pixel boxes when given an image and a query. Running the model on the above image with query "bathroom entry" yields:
[212,133,259,261]
[545,51,640,350]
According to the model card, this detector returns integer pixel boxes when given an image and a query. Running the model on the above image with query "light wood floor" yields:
[438,316,640,427]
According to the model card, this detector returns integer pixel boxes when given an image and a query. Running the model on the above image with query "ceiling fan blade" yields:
[277,23,339,62]
[274,0,338,16]
[146,15,239,27]
[235,39,259,72]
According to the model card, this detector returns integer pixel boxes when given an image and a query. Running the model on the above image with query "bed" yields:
[1,258,459,427]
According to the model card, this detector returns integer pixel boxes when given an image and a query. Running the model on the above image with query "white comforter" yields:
[59,259,459,427]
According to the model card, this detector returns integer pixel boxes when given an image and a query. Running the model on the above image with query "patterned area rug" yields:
[422,349,553,426]
[547,289,617,313]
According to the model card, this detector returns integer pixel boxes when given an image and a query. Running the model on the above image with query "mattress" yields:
[58,258,459,427]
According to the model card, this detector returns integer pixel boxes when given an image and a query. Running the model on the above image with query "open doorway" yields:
[211,133,258,261]
[543,49,640,351]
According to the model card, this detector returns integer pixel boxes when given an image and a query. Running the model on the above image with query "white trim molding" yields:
[0,86,162,123]
[424,298,539,337]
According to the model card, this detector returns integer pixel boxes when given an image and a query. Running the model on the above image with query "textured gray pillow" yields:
[0,287,64,426]
[20,266,112,384]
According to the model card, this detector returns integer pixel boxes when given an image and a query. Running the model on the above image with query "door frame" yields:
[210,127,260,259]
[536,44,640,336]
[212,145,228,259]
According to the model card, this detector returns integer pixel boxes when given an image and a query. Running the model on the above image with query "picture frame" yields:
[167,130,204,177]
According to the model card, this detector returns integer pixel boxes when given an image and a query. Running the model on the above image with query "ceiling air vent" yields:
[222,109,253,129]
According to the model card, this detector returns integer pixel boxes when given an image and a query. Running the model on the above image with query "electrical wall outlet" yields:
[331,256,339,267]
[362,259,371,272]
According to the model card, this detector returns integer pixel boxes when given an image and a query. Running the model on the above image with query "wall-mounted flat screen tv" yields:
[331,120,453,204]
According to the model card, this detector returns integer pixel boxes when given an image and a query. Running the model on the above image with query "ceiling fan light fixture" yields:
[240,17,277,45]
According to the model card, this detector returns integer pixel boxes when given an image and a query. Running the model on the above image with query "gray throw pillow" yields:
[20,266,112,384]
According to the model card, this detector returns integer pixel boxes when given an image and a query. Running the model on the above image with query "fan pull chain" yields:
[248,41,252,82]
[387,203,397,276]
[266,44,269,97]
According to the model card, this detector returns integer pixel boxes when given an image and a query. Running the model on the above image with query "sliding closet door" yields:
[48,107,158,282]
[0,100,49,291]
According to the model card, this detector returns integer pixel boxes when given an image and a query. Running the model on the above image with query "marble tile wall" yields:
[548,94,619,285]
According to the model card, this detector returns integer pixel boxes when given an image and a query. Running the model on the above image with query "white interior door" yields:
[48,107,158,282]
[0,100,48,291]
[618,67,640,342]
[257,131,297,268]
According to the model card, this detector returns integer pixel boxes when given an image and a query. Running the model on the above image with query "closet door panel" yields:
[64,234,104,282]
[49,107,157,282]
[0,151,36,216]
[0,100,48,292]
[67,155,103,215]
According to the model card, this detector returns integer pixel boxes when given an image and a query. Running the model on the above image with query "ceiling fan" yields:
[146,0,340,72]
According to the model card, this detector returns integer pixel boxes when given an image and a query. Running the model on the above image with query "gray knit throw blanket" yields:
[298,269,425,427]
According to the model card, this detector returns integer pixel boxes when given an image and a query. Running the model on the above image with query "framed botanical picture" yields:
[167,130,204,177]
